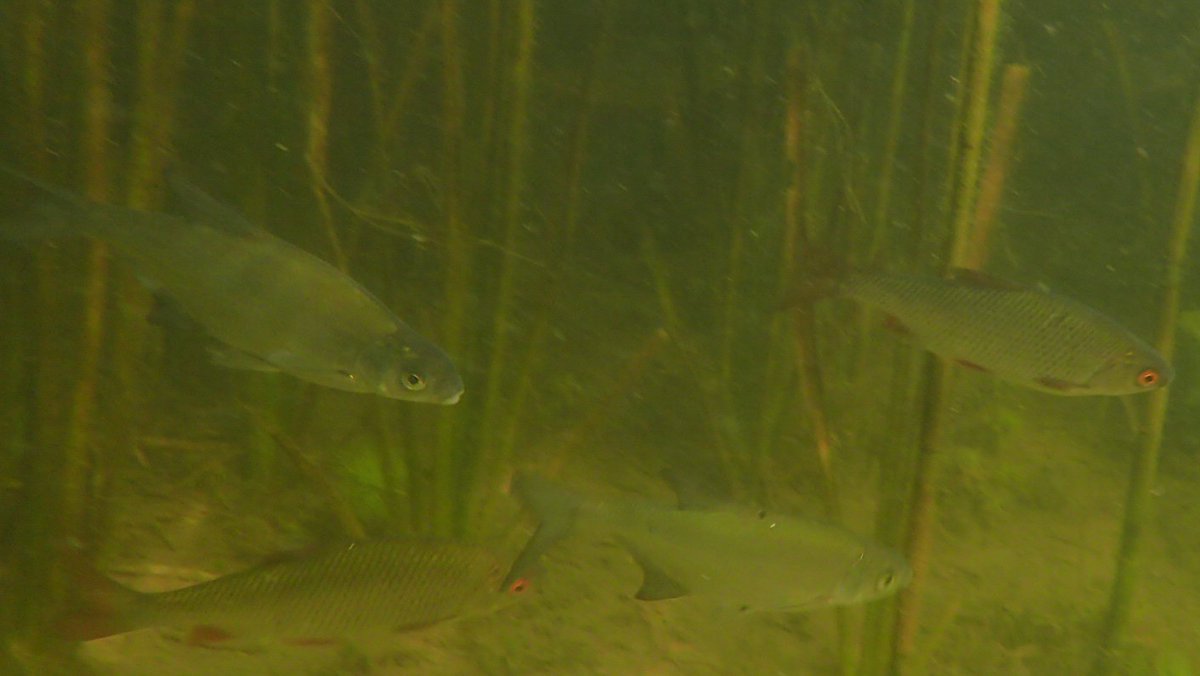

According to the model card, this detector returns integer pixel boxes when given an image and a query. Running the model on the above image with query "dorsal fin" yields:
[166,172,265,237]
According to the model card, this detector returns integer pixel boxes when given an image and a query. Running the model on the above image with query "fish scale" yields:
[66,540,507,643]
[0,168,464,404]
[841,271,1171,395]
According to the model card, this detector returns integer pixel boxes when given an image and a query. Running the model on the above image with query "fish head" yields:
[1086,344,1173,395]
[829,543,912,606]
[359,331,465,404]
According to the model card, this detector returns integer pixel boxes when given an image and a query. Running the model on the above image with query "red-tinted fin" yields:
[54,560,144,642]
[882,314,911,335]
[282,637,340,647]
[954,358,990,373]
[946,267,1027,291]
[777,277,842,312]
[185,624,236,646]
[1034,376,1086,392]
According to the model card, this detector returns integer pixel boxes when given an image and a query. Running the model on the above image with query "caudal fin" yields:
[501,472,584,589]
[775,246,849,312]
[55,562,148,642]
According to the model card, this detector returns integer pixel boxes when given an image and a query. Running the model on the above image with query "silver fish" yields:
[503,473,910,612]
[59,540,519,644]
[833,269,1171,395]
[3,170,462,403]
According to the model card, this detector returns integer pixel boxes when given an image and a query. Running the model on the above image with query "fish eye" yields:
[876,570,895,592]
[403,372,426,391]
[1136,368,1160,388]
[508,577,531,595]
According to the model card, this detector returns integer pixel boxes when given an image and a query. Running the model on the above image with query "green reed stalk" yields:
[642,235,743,489]
[1101,21,1154,224]
[25,3,118,664]
[365,0,439,176]
[19,0,56,450]
[432,0,470,537]
[371,399,406,526]
[964,63,1029,268]
[892,0,1003,670]
[947,0,1002,265]
[305,0,345,271]
[351,0,386,146]
[104,0,195,519]
[718,0,770,404]
[866,0,917,265]
[4,4,62,658]
[468,4,612,533]
[61,0,115,557]
[771,39,856,675]
[250,406,368,540]
[1093,88,1200,676]
[755,44,807,478]
[471,0,535,534]
[862,4,950,673]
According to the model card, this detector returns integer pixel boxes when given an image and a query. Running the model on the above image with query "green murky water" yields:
[1,1,1198,674]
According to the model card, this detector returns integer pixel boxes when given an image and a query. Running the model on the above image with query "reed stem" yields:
[60,0,115,563]
[1093,87,1200,675]
[948,0,1002,265]
[255,409,368,540]
[893,0,1004,669]
[964,63,1029,269]
[471,0,536,533]
[867,0,916,264]
[305,0,345,271]
[432,0,469,537]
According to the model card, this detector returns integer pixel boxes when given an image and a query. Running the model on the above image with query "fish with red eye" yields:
[784,269,1173,396]
[507,577,533,595]
[1137,368,1161,388]
[56,540,517,646]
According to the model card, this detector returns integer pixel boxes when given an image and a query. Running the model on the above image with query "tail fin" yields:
[775,247,848,312]
[55,562,148,642]
[501,472,584,589]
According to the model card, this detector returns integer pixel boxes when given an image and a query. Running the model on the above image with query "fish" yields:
[807,269,1171,396]
[1,168,463,404]
[58,540,525,645]
[502,472,911,612]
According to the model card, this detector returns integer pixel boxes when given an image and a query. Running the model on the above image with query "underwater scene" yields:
[0,1,1198,674]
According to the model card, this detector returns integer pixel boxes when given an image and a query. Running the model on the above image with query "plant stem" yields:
[1093,87,1200,675]
[433,0,469,537]
[305,0,345,271]
[867,0,916,264]
[893,0,1004,670]
[965,63,1029,269]
[471,0,535,533]
[948,0,1002,265]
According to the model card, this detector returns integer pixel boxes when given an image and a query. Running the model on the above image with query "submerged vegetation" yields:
[0,0,1198,673]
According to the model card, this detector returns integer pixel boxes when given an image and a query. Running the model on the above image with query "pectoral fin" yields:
[207,345,281,372]
[626,546,688,601]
